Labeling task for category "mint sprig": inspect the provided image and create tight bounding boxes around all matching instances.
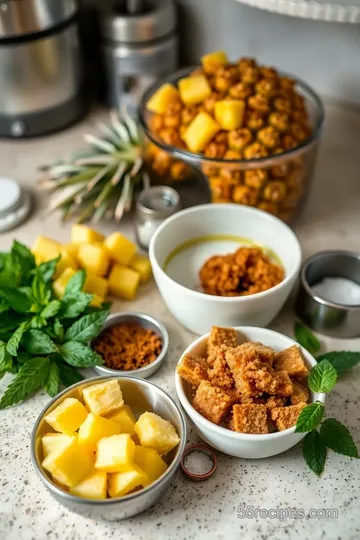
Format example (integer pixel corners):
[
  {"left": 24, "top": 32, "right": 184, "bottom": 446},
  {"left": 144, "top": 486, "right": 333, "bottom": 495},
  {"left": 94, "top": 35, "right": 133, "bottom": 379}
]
[
  {"left": 295, "top": 402, "right": 324, "bottom": 433},
  {"left": 320, "top": 419, "right": 359, "bottom": 458},
  {"left": 303, "top": 430, "right": 327, "bottom": 477},
  {"left": 308, "top": 360, "right": 337, "bottom": 393},
  {"left": 294, "top": 322, "right": 321, "bottom": 355}
]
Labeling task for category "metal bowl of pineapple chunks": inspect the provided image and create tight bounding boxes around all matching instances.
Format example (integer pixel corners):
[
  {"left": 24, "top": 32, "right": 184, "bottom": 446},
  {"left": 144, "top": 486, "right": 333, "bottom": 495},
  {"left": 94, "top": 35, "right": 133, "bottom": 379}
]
[{"left": 31, "top": 377, "right": 186, "bottom": 521}]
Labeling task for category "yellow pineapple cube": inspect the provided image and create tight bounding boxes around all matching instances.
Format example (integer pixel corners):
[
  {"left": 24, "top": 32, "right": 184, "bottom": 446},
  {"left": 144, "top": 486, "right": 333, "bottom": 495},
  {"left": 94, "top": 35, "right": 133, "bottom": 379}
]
[
  {"left": 135, "top": 412, "right": 180, "bottom": 455},
  {"left": 133, "top": 446, "right": 167, "bottom": 486},
  {"left": 44, "top": 398, "right": 88, "bottom": 434},
  {"left": 182, "top": 112, "right": 220, "bottom": 153},
  {"left": 82, "top": 380, "right": 124, "bottom": 416},
  {"left": 215, "top": 99, "right": 245, "bottom": 131},
  {"left": 146, "top": 83, "right": 180, "bottom": 114},
  {"left": 54, "top": 248, "right": 78, "bottom": 278},
  {"left": 84, "top": 272, "right": 109, "bottom": 298},
  {"left": 108, "top": 465, "right": 148, "bottom": 497},
  {"left": 178, "top": 75, "right": 212, "bottom": 105},
  {"left": 34, "top": 253, "right": 44, "bottom": 265},
  {"left": 78, "top": 413, "right": 121, "bottom": 454},
  {"left": 104, "top": 232, "right": 137, "bottom": 266},
  {"left": 95, "top": 434, "right": 135, "bottom": 473},
  {"left": 71, "top": 224, "right": 105, "bottom": 244},
  {"left": 201, "top": 50, "right": 229, "bottom": 73},
  {"left": 69, "top": 470, "right": 107, "bottom": 500},
  {"left": 63, "top": 243, "right": 79, "bottom": 258},
  {"left": 53, "top": 268, "right": 77, "bottom": 298},
  {"left": 129, "top": 254, "right": 152, "bottom": 283},
  {"left": 107, "top": 405, "right": 136, "bottom": 435},
  {"left": 42, "top": 433, "right": 74, "bottom": 458},
  {"left": 108, "top": 263, "right": 140, "bottom": 300},
  {"left": 32, "top": 236, "right": 62, "bottom": 260},
  {"left": 90, "top": 294, "right": 104, "bottom": 307},
  {"left": 77, "top": 244, "right": 110, "bottom": 277},
  {"left": 42, "top": 437, "right": 93, "bottom": 487}
]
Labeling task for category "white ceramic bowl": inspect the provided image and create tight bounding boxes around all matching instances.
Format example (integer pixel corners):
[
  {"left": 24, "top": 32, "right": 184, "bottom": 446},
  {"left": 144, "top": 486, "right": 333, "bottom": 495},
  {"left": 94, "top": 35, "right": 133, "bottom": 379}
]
[
  {"left": 149, "top": 204, "right": 302, "bottom": 334},
  {"left": 175, "top": 326, "right": 325, "bottom": 459}
]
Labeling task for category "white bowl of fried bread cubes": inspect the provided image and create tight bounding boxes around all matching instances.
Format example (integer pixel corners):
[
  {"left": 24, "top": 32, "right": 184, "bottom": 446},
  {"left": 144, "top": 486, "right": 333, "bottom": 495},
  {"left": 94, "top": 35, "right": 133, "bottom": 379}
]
[{"left": 175, "top": 326, "right": 325, "bottom": 459}]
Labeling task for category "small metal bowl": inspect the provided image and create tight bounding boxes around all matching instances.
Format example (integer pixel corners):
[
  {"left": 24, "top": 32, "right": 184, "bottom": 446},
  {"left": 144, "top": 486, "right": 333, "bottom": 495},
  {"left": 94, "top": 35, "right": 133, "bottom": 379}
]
[
  {"left": 295, "top": 250, "right": 360, "bottom": 338},
  {"left": 31, "top": 376, "right": 186, "bottom": 521},
  {"left": 92, "top": 312, "right": 169, "bottom": 379}
]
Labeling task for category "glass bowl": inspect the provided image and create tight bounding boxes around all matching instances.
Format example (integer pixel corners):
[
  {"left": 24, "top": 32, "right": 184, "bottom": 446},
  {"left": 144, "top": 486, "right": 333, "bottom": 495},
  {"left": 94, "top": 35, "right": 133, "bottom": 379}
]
[{"left": 139, "top": 66, "right": 325, "bottom": 223}]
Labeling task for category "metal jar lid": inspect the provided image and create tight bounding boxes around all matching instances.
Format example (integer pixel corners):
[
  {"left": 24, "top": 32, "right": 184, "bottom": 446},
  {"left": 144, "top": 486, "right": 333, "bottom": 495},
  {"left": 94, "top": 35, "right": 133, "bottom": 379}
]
[
  {"left": 136, "top": 186, "right": 180, "bottom": 220},
  {"left": 100, "top": 0, "right": 176, "bottom": 44},
  {"left": 0, "top": 177, "right": 31, "bottom": 232}
]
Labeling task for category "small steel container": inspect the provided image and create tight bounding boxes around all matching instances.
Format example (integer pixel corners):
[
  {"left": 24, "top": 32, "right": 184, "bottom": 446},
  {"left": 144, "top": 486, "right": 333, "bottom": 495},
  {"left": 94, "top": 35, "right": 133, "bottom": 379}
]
[
  {"left": 31, "top": 376, "right": 186, "bottom": 521},
  {"left": 92, "top": 312, "right": 169, "bottom": 378},
  {"left": 296, "top": 250, "right": 360, "bottom": 338}
]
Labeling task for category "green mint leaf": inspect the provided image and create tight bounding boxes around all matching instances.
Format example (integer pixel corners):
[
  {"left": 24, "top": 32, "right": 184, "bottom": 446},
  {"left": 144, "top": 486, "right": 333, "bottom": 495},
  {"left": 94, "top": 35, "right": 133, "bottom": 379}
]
[
  {"left": 308, "top": 360, "right": 337, "bottom": 393},
  {"left": 58, "top": 363, "right": 83, "bottom": 387},
  {"left": 11, "top": 241, "right": 36, "bottom": 279},
  {"left": 0, "top": 252, "right": 21, "bottom": 288},
  {"left": 32, "top": 273, "right": 51, "bottom": 306},
  {"left": 295, "top": 402, "right": 325, "bottom": 433},
  {"left": 0, "top": 370, "right": 6, "bottom": 380},
  {"left": 17, "top": 351, "right": 32, "bottom": 364},
  {"left": 6, "top": 320, "right": 30, "bottom": 356},
  {"left": 53, "top": 320, "right": 64, "bottom": 343},
  {"left": 60, "top": 341, "right": 103, "bottom": 367},
  {"left": 316, "top": 351, "right": 360, "bottom": 375},
  {"left": 0, "top": 312, "right": 26, "bottom": 333},
  {"left": 0, "top": 341, "right": 12, "bottom": 371},
  {"left": 30, "top": 315, "right": 47, "bottom": 329},
  {"left": 22, "top": 329, "right": 58, "bottom": 355},
  {"left": 0, "top": 299, "right": 9, "bottom": 314},
  {"left": 320, "top": 419, "right": 359, "bottom": 458},
  {"left": 36, "top": 256, "right": 60, "bottom": 283},
  {"left": 60, "top": 292, "right": 93, "bottom": 319},
  {"left": 0, "top": 356, "right": 50, "bottom": 409},
  {"left": 0, "top": 287, "right": 32, "bottom": 313},
  {"left": 294, "top": 322, "right": 321, "bottom": 355},
  {"left": 63, "top": 270, "right": 86, "bottom": 300},
  {"left": 41, "top": 300, "right": 61, "bottom": 319},
  {"left": 64, "top": 310, "right": 108, "bottom": 343},
  {"left": 303, "top": 430, "right": 327, "bottom": 476},
  {"left": 44, "top": 361, "right": 60, "bottom": 397}
]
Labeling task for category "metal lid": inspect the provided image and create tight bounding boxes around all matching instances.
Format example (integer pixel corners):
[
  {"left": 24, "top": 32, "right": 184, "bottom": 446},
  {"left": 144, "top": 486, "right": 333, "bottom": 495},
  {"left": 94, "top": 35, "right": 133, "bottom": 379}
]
[
  {"left": 0, "top": 178, "right": 31, "bottom": 232},
  {"left": 0, "top": 0, "right": 78, "bottom": 39},
  {"left": 136, "top": 186, "right": 180, "bottom": 220},
  {"left": 100, "top": 0, "right": 176, "bottom": 44}
]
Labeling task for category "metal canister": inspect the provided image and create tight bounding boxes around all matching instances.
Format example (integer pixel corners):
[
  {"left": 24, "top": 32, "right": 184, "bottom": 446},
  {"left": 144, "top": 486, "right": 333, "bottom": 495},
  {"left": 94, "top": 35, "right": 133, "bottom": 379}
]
[{"left": 100, "top": 0, "right": 178, "bottom": 113}]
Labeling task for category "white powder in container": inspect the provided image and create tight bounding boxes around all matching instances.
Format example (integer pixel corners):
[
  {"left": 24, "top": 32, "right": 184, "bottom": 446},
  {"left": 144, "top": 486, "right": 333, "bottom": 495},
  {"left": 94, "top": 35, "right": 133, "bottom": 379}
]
[
  {"left": 312, "top": 277, "right": 360, "bottom": 306},
  {"left": 183, "top": 450, "right": 213, "bottom": 475}
]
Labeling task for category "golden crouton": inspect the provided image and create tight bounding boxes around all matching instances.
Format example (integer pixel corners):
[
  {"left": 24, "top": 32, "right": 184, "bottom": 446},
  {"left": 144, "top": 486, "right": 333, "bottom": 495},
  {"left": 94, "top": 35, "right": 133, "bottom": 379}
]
[
  {"left": 270, "top": 402, "right": 307, "bottom": 431},
  {"left": 229, "top": 403, "right": 268, "bottom": 434},
  {"left": 176, "top": 354, "right": 208, "bottom": 388},
  {"left": 193, "top": 380, "right": 235, "bottom": 424},
  {"left": 274, "top": 345, "right": 309, "bottom": 379}
]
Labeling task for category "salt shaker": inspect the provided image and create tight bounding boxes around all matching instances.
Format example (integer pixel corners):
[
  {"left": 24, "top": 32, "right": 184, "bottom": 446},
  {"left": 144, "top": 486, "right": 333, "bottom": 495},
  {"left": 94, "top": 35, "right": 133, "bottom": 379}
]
[{"left": 135, "top": 186, "right": 180, "bottom": 250}]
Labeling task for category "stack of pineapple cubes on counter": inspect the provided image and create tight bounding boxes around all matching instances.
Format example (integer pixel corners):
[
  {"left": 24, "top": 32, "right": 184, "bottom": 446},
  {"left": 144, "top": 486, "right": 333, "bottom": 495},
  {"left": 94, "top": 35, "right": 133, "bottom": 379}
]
[
  {"left": 32, "top": 225, "right": 152, "bottom": 305},
  {"left": 41, "top": 380, "right": 180, "bottom": 499}
]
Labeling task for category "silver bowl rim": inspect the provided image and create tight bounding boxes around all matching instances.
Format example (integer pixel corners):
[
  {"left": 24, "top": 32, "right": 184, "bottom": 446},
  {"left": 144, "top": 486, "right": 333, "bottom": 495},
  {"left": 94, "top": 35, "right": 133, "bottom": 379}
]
[
  {"left": 92, "top": 312, "right": 169, "bottom": 376},
  {"left": 300, "top": 249, "right": 360, "bottom": 311},
  {"left": 31, "top": 375, "right": 187, "bottom": 506}
]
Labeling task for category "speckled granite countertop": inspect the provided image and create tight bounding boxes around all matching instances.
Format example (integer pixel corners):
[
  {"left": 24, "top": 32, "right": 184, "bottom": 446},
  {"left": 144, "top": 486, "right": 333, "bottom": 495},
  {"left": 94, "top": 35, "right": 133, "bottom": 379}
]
[{"left": 0, "top": 105, "right": 359, "bottom": 540}]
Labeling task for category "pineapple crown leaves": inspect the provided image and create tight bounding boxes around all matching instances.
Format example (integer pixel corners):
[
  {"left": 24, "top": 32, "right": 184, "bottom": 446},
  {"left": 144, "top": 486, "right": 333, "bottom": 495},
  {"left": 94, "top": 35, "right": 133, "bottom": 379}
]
[{"left": 39, "top": 109, "right": 148, "bottom": 224}]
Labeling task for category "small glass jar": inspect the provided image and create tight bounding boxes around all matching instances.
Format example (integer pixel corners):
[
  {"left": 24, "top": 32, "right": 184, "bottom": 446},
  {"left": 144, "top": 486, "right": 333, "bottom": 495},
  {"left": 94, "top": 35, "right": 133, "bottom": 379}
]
[{"left": 135, "top": 186, "right": 180, "bottom": 250}]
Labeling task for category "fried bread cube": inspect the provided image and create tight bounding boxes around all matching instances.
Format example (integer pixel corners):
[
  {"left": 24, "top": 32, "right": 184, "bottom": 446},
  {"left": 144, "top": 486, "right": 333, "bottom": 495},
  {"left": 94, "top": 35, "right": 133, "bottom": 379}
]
[
  {"left": 42, "top": 433, "right": 74, "bottom": 458},
  {"left": 44, "top": 398, "right": 88, "bottom": 434},
  {"left": 274, "top": 345, "right": 309, "bottom": 379},
  {"left": 133, "top": 446, "right": 167, "bottom": 486},
  {"left": 78, "top": 413, "right": 121, "bottom": 454},
  {"left": 208, "top": 349, "right": 235, "bottom": 391},
  {"left": 107, "top": 405, "right": 136, "bottom": 435},
  {"left": 108, "top": 465, "right": 148, "bottom": 498},
  {"left": 290, "top": 381, "right": 309, "bottom": 405},
  {"left": 270, "top": 402, "right": 307, "bottom": 431},
  {"left": 82, "top": 380, "right": 124, "bottom": 417},
  {"left": 95, "top": 434, "right": 135, "bottom": 472},
  {"left": 225, "top": 345, "right": 263, "bottom": 396},
  {"left": 42, "top": 437, "right": 93, "bottom": 487},
  {"left": 192, "top": 380, "right": 235, "bottom": 424},
  {"left": 176, "top": 354, "right": 209, "bottom": 387},
  {"left": 69, "top": 470, "right": 107, "bottom": 500},
  {"left": 135, "top": 412, "right": 180, "bottom": 455},
  {"left": 207, "top": 326, "right": 237, "bottom": 365},
  {"left": 250, "top": 342, "right": 276, "bottom": 366},
  {"left": 229, "top": 403, "right": 268, "bottom": 434},
  {"left": 265, "top": 396, "right": 287, "bottom": 411},
  {"left": 255, "top": 370, "right": 293, "bottom": 396}
]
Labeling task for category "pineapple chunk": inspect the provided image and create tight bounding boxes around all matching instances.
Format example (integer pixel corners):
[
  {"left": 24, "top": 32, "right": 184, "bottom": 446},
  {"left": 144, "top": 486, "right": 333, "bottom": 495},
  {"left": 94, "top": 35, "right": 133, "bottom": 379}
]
[
  {"left": 135, "top": 412, "right": 180, "bottom": 455},
  {"left": 107, "top": 405, "right": 136, "bottom": 435},
  {"left": 42, "top": 437, "right": 93, "bottom": 487},
  {"left": 129, "top": 254, "right": 152, "bottom": 283},
  {"left": 108, "top": 465, "right": 148, "bottom": 497},
  {"left": 53, "top": 268, "right": 77, "bottom": 299},
  {"left": 42, "top": 433, "right": 74, "bottom": 458},
  {"left": 32, "top": 236, "right": 61, "bottom": 259},
  {"left": 108, "top": 263, "right": 140, "bottom": 300},
  {"left": 146, "top": 83, "right": 180, "bottom": 114},
  {"left": 104, "top": 232, "right": 137, "bottom": 266},
  {"left": 95, "top": 434, "right": 135, "bottom": 473},
  {"left": 178, "top": 75, "right": 212, "bottom": 106},
  {"left": 82, "top": 380, "right": 124, "bottom": 416},
  {"left": 77, "top": 244, "right": 110, "bottom": 277},
  {"left": 84, "top": 272, "right": 109, "bottom": 298},
  {"left": 44, "top": 398, "right": 88, "bottom": 434},
  {"left": 215, "top": 99, "right": 245, "bottom": 131},
  {"left": 54, "top": 248, "right": 78, "bottom": 278},
  {"left": 182, "top": 112, "right": 220, "bottom": 153},
  {"left": 201, "top": 50, "right": 229, "bottom": 73},
  {"left": 78, "top": 413, "right": 121, "bottom": 454},
  {"left": 63, "top": 243, "right": 79, "bottom": 258},
  {"left": 69, "top": 470, "right": 107, "bottom": 500},
  {"left": 71, "top": 224, "right": 105, "bottom": 244},
  {"left": 133, "top": 446, "right": 167, "bottom": 486},
  {"left": 90, "top": 294, "right": 104, "bottom": 307}
]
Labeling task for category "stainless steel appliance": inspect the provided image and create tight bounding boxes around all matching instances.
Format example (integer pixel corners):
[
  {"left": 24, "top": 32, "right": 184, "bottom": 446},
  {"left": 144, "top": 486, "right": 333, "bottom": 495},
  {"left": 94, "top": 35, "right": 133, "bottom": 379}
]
[{"left": 0, "top": 0, "right": 86, "bottom": 137}]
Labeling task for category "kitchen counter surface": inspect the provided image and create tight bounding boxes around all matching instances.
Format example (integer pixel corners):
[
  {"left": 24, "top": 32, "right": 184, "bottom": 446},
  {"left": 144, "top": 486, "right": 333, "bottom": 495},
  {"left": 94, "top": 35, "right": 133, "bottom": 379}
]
[{"left": 0, "top": 104, "right": 359, "bottom": 540}]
